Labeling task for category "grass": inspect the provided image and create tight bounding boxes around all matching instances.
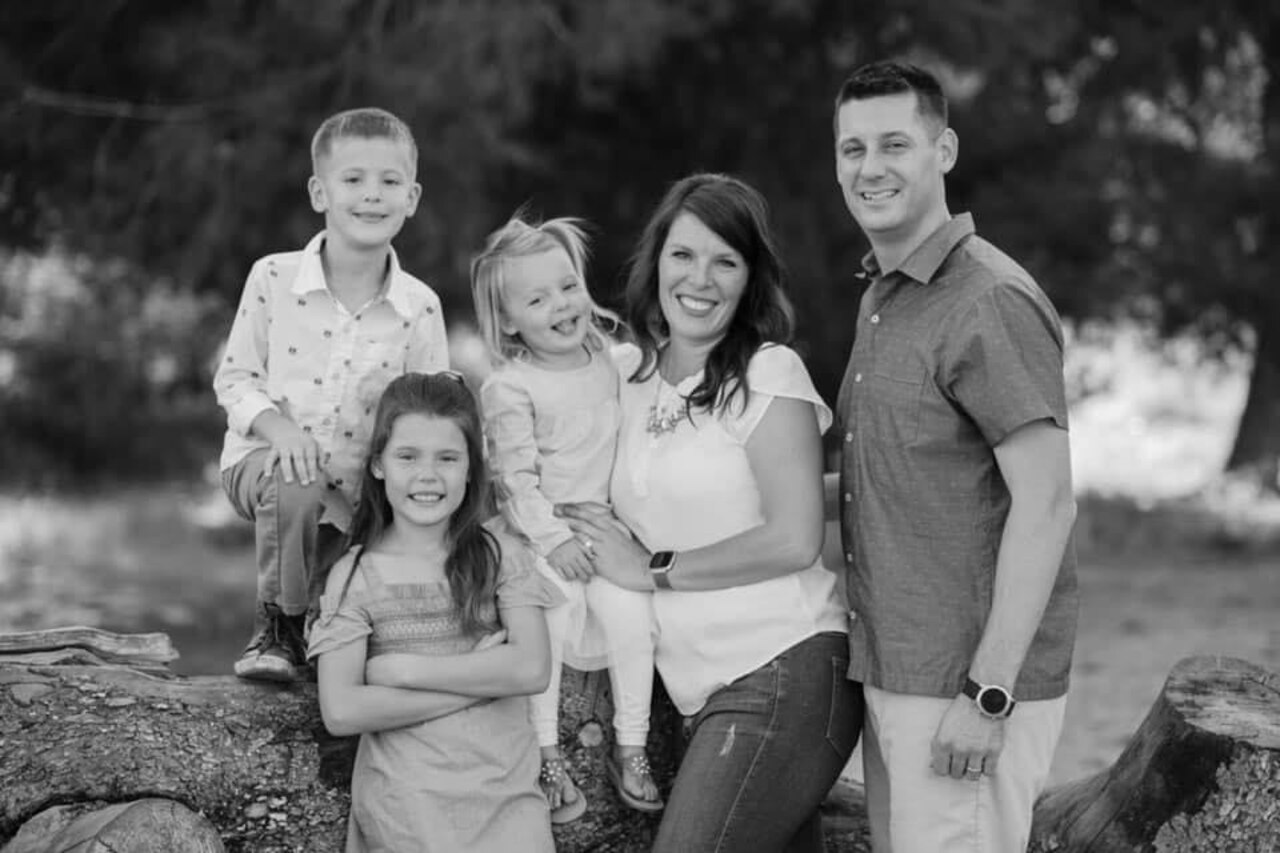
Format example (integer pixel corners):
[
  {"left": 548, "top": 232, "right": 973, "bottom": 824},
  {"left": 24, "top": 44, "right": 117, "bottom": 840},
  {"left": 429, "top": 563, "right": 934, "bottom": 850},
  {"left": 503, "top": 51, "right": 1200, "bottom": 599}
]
[{"left": 1, "top": 321, "right": 1277, "bottom": 789}]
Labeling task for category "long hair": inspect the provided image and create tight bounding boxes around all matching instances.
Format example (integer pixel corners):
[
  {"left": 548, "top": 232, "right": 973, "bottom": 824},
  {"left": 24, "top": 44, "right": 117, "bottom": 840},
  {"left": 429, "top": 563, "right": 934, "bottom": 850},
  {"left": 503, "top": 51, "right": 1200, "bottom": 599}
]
[
  {"left": 347, "top": 371, "right": 500, "bottom": 636},
  {"left": 623, "top": 172, "right": 794, "bottom": 413},
  {"left": 470, "top": 213, "right": 624, "bottom": 366}
]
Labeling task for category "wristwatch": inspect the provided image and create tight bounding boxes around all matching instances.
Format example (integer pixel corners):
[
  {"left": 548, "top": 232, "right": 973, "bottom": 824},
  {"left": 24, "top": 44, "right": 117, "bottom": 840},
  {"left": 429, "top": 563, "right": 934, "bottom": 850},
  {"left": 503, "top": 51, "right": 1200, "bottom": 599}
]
[
  {"left": 962, "top": 677, "right": 1016, "bottom": 719},
  {"left": 649, "top": 551, "right": 677, "bottom": 590}
]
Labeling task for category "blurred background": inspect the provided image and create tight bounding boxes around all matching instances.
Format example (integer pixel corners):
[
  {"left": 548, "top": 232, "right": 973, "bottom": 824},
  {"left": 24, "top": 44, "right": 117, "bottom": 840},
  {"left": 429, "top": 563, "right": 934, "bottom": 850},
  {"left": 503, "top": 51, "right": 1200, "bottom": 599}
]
[{"left": 1, "top": 0, "right": 1278, "bottom": 786}]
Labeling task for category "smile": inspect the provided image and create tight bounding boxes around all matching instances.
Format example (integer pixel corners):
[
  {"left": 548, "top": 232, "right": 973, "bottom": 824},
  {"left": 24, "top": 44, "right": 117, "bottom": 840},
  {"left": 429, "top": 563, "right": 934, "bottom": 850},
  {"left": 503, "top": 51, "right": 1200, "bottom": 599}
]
[
  {"left": 675, "top": 294, "right": 718, "bottom": 315},
  {"left": 551, "top": 316, "right": 581, "bottom": 335},
  {"left": 408, "top": 491, "right": 445, "bottom": 504},
  {"left": 858, "top": 189, "right": 899, "bottom": 202}
]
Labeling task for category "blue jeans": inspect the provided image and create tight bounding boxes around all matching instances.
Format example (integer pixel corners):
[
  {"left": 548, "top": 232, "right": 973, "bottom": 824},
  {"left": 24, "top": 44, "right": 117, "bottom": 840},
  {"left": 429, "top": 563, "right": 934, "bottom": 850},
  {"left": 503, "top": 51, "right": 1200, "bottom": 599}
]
[{"left": 652, "top": 632, "right": 863, "bottom": 853}]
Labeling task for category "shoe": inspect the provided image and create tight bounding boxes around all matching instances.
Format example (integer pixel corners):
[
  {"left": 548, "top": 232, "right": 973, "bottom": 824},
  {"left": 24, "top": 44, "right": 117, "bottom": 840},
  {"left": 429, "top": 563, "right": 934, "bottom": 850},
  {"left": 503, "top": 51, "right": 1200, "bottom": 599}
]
[
  {"left": 605, "top": 751, "right": 664, "bottom": 813},
  {"left": 539, "top": 756, "right": 588, "bottom": 824},
  {"left": 234, "top": 603, "right": 306, "bottom": 682}
]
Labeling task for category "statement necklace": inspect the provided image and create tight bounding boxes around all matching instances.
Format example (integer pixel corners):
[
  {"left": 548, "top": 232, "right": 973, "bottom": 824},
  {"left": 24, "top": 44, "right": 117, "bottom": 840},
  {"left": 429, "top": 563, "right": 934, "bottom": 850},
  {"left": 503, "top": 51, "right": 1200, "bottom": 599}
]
[{"left": 645, "top": 362, "right": 694, "bottom": 437}]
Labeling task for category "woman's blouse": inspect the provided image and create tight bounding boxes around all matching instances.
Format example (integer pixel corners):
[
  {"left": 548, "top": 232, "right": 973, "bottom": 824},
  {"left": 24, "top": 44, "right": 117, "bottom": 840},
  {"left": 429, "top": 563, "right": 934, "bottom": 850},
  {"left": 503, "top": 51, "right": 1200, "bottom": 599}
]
[
  {"left": 480, "top": 350, "right": 620, "bottom": 558},
  {"left": 610, "top": 343, "right": 848, "bottom": 715}
]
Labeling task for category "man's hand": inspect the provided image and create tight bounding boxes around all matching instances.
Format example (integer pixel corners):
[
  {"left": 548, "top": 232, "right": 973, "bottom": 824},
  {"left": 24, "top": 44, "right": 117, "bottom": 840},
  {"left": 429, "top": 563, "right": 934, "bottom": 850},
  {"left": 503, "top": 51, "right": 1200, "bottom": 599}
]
[
  {"left": 547, "top": 538, "right": 596, "bottom": 583},
  {"left": 930, "top": 695, "right": 1005, "bottom": 780}
]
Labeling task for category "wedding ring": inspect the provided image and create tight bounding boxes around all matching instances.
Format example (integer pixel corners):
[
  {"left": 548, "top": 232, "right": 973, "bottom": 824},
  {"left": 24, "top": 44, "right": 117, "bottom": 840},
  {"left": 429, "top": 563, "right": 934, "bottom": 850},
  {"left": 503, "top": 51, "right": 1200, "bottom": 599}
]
[
  {"left": 965, "top": 764, "right": 982, "bottom": 777},
  {"left": 582, "top": 537, "right": 595, "bottom": 554}
]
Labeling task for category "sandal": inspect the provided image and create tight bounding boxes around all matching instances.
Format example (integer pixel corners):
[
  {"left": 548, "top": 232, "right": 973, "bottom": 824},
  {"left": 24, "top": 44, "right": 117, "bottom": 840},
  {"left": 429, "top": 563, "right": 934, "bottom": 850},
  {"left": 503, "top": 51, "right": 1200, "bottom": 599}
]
[
  {"left": 539, "top": 757, "right": 588, "bottom": 824},
  {"left": 605, "top": 751, "right": 665, "bottom": 813}
]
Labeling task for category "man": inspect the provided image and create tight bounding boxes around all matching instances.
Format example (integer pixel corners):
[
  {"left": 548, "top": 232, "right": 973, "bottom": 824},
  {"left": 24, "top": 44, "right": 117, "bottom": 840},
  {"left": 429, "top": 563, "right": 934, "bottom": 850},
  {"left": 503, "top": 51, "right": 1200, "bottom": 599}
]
[{"left": 833, "top": 61, "right": 1078, "bottom": 852}]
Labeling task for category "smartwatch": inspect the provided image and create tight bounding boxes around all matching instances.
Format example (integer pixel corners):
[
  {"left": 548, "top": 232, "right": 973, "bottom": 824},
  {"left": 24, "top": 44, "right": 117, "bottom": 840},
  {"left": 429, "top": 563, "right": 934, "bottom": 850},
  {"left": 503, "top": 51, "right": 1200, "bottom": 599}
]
[
  {"left": 649, "top": 551, "right": 677, "bottom": 590},
  {"left": 962, "top": 677, "right": 1016, "bottom": 719}
]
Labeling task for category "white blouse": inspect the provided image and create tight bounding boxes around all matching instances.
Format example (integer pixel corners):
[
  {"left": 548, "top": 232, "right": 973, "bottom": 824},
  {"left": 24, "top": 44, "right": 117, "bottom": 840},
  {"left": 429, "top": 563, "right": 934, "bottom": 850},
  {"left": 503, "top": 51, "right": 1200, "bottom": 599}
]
[{"left": 610, "top": 343, "right": 848, "bottom": 715}]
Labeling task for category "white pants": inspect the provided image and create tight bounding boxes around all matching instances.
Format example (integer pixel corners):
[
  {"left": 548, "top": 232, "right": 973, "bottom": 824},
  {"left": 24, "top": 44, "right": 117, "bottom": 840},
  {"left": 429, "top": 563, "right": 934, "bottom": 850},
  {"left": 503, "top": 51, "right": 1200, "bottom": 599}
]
[
  {"left": 862, "top": 684, "right": 1066, "bottom": 853},
  {"left": 531, "top": 573, "right": 655, "bottom": 748}
]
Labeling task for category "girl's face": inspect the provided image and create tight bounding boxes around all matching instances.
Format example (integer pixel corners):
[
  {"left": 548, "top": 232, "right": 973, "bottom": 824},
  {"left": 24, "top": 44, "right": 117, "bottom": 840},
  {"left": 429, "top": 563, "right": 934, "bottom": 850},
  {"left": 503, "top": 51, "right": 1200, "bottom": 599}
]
[
  {"left": 372, "top": 413, "right": 470, "bottom": 534},
  {"left": 657, "top": 212, "right": 749, "bottom": 350},
  {"left": 500, "top": 247, "right": 593, "bottom": 369}
]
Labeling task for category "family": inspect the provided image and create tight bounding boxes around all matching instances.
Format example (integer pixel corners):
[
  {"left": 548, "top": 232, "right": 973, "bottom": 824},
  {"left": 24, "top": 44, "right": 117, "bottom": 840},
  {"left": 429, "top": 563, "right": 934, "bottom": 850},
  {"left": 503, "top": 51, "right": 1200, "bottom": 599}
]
[{"left": 211, "top": 61, "right": 1078, "bottom": 853}]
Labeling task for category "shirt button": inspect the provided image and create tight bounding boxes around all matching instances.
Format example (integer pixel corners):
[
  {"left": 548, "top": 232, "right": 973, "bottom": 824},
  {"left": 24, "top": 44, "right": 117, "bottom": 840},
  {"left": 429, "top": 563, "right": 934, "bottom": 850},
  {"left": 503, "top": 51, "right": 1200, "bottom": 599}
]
[
  {"left": 844, "top": 492, "right": 853, "bottom": 503},
  {"left": 844, "top": 432, "right": 853, "bottom": 443},
  {"left": 854, "top": 373, "right": 863, "bottom": 383},
  {"left": 870, "top": 314, "right": 881, "bottom": 324},
  {"left": 845, "top": 552, "right": 854, "bottom": 564}
]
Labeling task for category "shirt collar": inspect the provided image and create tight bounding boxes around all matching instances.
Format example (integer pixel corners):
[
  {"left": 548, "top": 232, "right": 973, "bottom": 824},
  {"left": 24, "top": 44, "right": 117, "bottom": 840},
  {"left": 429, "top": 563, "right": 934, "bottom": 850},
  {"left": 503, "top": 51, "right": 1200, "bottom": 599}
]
[
  {"left": 859, "top": 213, "right": 976, "bottom": 285},
  {"left": 293, "top": 231, "right": 415, "bottom": 318}
]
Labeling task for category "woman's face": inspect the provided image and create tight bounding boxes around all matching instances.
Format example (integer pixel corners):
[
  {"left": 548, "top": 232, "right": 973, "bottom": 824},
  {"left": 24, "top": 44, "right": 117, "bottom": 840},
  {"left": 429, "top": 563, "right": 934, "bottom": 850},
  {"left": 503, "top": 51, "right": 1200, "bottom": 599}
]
[{"left": 657, "top": 211, "right": 749, "bottom": 350}]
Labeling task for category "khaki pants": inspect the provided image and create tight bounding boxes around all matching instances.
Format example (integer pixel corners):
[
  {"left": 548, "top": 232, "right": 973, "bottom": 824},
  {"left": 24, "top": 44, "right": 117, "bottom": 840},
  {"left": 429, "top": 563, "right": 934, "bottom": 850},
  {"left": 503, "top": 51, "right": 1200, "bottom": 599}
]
[
  {"left": 862, "top": 683, "right": 1066, "bottom": 853},
  {"left": 222, "top": 448, "right": 346, "bottom": 616}
]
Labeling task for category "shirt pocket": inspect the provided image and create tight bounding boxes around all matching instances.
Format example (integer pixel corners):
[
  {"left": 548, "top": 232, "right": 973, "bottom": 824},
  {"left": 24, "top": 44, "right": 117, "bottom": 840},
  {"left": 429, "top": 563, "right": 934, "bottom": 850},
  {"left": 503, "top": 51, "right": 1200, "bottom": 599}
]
[{"left": 862, "top": 372, "right": 923, "bottom": 446}]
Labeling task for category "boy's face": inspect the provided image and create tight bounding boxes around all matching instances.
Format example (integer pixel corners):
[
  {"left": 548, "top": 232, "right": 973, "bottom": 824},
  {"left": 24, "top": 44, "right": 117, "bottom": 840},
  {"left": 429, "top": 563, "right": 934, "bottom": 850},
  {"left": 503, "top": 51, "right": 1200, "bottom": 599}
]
[{"left": 308, "top": 136, "right": 421, "bottom": 252}]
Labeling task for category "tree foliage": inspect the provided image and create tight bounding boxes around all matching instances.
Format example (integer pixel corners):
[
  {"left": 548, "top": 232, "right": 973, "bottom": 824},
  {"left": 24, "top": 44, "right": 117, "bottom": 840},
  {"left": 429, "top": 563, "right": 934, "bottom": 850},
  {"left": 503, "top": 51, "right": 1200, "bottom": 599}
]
[{"left": 1, "top": 0, "right": 1275, "bottom": 483}]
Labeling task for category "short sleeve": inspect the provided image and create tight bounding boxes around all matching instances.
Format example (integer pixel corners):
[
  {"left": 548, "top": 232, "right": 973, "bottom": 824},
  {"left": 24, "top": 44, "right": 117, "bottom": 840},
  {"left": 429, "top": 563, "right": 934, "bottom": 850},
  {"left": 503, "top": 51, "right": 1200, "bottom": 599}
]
[
  {"left": 489, "top": 525, "right": 566, "bottom": 610},
  {"left": 610, "top": 342, "right": 643, "bottom": 379},
  {"left": 724, "top": 344, "right": 832, "bottom": 443},
  {"left": 306, "top": 549, "right": 374, "bottom": 660},
  {"left": 939, "top": 281, "right": 1068, "bottom": 445}
]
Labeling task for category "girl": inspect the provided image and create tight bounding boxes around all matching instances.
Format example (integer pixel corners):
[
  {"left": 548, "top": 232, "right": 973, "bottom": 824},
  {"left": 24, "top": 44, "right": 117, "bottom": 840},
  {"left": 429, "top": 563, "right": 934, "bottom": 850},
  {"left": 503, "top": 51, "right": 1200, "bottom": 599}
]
[
  {"left": 471, "top": 215, "right": 664, "bottom": 822},
  {"left": 308, "top": 371, "right": 562, "bottom": 853}
]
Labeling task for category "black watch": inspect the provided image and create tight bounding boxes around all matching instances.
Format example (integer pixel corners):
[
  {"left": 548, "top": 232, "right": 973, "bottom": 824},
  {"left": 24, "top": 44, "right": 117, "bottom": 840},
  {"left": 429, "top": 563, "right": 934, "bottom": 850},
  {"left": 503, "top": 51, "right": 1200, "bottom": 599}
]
[
  {"left": 962, "top": 677, "right": 1016, "bottom": 719},
  {"left": 649, "top": 551, "right": 676, "bottom": 590}
]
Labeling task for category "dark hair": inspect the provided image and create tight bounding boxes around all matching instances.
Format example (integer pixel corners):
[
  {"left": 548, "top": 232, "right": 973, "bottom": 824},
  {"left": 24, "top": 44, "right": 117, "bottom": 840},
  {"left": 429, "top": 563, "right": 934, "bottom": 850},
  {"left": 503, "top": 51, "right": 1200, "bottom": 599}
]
[
  {"left": 833, "top": 61, "right": 948, "bottom": 137},
  {"left": 623, "top": 172, "right": 794, "bottom": 414},
  {"left": 347, "top": 371, "right": 500, "bottom": 636}
]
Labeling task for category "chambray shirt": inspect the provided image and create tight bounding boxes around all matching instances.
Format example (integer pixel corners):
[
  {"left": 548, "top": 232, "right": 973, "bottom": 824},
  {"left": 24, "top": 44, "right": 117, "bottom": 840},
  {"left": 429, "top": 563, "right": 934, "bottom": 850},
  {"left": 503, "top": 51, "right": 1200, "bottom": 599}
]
[
  {"left": 837, "top": 213, "right": 1078, "bottom": 701},
  {"left": 214, "top": 232, "right": 449, "bottom": 531}
]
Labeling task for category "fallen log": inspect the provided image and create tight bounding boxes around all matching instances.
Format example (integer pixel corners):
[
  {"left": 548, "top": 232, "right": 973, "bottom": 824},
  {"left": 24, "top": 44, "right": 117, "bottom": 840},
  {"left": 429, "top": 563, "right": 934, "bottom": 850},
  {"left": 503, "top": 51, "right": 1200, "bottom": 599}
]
[{"left": 1, "top": 630, "right": 1277, "bottom": 852}]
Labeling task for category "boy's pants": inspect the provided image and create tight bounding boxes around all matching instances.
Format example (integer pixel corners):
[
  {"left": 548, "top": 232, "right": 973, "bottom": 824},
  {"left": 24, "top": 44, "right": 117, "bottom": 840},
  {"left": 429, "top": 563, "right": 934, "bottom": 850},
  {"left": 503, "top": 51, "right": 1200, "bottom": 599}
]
[
  {"left": 222, "top": 448, "right": 345, "bottom": 616},
  {"left": 862, "top": 683, "right": 1066, "bottom": 853}
]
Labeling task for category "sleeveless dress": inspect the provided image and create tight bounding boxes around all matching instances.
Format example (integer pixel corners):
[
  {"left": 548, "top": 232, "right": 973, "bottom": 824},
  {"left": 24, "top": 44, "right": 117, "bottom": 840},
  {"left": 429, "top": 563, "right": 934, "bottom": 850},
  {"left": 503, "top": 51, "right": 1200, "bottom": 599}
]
[{"left": 307, "top": 530, "right": 562, "bottom": 853}]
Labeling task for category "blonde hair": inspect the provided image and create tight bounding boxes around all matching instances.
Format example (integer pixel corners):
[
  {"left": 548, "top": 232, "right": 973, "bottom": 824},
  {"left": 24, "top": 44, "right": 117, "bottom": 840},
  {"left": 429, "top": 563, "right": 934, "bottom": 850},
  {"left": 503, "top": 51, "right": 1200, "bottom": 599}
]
[
  {"left": 470, "top": 215, "right": 623, "bottom": 365},
  {"left": 311, "top": 107, "right": 417, "bottom": 177}
]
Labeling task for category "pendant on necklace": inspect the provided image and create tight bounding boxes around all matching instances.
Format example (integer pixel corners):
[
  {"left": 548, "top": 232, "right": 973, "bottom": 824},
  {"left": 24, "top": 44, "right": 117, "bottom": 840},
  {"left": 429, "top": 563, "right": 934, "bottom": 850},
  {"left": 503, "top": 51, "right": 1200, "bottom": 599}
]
[{"left": 646, "top": 402, "right": 685, "bottom": 437}]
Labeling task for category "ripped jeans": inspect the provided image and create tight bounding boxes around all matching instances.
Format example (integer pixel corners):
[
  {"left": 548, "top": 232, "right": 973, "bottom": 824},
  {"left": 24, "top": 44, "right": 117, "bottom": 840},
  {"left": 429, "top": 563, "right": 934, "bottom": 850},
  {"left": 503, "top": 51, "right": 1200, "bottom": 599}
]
[{"left": 652, "top": 632, "right": 863, "bottom": 853}]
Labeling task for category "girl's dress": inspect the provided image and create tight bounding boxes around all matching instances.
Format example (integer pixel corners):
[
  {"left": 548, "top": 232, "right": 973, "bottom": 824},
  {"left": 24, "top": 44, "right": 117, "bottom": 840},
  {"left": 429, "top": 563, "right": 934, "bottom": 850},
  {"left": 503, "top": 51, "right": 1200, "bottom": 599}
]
[{"left": 307, "top": 526, "right": 561, "bottom": 853}]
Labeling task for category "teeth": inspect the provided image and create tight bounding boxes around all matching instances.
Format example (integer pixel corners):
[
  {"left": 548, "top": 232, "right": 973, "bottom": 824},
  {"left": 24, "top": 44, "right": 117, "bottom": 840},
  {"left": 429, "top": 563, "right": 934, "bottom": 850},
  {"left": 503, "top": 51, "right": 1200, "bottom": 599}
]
[
  {"left": 860, "top": 190, "right": 896, "bottom": 201},
  {"left": 677, "top": 295, "right": 716, "bottom": 313}
]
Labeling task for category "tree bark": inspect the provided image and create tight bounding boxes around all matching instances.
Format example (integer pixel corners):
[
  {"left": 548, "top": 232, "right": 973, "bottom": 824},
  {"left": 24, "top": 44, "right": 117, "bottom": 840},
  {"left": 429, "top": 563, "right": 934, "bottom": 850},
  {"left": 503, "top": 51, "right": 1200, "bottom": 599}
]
[
  {"left": 1225, "top": 19, "right": 1280, "bottom": 491},
  {"left": 1225, "top": 314, "right": 1280, "bottom": 489}
]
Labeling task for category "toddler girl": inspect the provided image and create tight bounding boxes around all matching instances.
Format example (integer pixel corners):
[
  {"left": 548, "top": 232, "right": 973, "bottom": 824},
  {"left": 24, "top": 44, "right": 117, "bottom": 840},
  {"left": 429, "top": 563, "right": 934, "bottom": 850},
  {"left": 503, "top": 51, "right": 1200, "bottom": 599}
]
[
  {"left": 471, "top": 215, "right": 663, "bottom": 821},
  {"left": 309, "top": 371, "right": 561, "bottom": 852}
]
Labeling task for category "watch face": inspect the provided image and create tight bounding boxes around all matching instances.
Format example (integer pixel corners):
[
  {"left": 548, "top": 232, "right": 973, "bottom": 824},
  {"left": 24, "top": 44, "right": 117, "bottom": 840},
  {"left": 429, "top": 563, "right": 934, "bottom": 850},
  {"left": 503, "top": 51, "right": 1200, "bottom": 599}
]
[{"left": 978, "top": 687, "right": 1010, "bottom": 716}]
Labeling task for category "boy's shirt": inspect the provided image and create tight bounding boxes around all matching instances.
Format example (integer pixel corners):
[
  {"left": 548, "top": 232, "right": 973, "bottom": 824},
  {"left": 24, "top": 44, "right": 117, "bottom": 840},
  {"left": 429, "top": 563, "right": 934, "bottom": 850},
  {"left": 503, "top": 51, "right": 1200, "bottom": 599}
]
[{"left": 214, "top": 231, "right": 449, "bottom": 531}]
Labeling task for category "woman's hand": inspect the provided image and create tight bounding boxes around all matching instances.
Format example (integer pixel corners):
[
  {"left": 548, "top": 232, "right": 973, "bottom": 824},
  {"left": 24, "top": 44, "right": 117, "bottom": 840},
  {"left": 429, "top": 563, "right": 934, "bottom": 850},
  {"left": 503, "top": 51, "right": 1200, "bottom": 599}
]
[{"left": 556, "top": 503, "right": 653, "bottom": 592}]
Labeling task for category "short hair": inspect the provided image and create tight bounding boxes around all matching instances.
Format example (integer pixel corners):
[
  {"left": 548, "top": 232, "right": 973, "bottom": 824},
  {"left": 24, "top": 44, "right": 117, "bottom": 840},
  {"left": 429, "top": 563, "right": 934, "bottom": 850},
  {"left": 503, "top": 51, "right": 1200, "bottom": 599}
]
[
  {"left": 624, "top": 172, "right": 794, "bottom": 414},
  {"left": 470, "top": 214, "right": 622, "bottom": 366},
  {"left": 311, "top": 107, "right": 418, "bottom": 176},
  {"left": 833, "top": 61, "right": 948, "bottom": 137}
]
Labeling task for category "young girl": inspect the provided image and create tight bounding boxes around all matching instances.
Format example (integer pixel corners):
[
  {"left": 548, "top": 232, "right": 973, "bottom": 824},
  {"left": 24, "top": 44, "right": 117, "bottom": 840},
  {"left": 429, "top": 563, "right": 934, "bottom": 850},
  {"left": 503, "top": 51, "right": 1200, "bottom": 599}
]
[
  {"left": 308, "top": 372, "right": 562, "bottom": 853},
  {"left": 471, "top": 215, "right": 663, "bottom": 821}
]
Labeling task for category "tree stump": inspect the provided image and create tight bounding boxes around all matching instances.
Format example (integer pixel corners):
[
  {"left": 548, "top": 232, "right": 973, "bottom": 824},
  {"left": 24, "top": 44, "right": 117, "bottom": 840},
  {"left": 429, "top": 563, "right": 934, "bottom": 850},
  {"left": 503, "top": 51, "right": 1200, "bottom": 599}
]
[
  {"left": 2, "top": 628, "right": 1278, "bottom": 852},
  {"left": 1031, "top": 655, "right": 1280, "bottom": 852}
]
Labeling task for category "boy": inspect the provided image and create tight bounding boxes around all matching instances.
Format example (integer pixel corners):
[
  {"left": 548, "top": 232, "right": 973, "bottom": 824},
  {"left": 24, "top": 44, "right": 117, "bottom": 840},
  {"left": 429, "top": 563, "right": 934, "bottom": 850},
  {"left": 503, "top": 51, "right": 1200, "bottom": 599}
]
[{"left": 214, "top": 107, "right": 449, "bottom": 681}]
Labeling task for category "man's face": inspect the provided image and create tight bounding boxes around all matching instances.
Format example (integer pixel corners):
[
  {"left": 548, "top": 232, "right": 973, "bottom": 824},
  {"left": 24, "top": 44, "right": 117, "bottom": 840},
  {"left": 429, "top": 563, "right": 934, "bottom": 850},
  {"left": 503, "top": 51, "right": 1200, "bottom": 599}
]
[{"left": 834, "top": 91, "right": 955, "bottom": 243}]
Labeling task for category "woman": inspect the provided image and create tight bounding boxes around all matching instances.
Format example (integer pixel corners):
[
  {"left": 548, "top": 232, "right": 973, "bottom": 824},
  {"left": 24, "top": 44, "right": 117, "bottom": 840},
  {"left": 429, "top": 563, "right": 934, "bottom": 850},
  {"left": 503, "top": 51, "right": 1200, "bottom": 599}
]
[{"left": 562, "top": 173, "right": 862, "bottom": 852}]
